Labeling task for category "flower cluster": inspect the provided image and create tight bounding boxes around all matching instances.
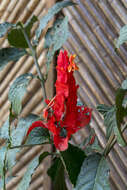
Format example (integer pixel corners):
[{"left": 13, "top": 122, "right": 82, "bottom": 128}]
[{"left": 27, "top": 50, "right": 92, "bottom": 151}]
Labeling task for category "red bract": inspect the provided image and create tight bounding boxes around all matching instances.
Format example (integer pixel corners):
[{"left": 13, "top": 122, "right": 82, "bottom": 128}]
[{"left": 27, "top": 50, "right": 92, "bottom": 151}]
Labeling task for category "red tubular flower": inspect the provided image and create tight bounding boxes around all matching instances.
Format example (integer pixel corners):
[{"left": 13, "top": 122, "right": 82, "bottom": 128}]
[{"left": 27, "top": 50, "right": 92, "bottom": 151}]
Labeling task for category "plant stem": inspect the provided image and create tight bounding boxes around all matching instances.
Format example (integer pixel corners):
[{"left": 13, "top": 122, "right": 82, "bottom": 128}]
[
  {"left": 103, "top": 123, "right": 127, "bottom": 156},
  {"left": 21, "top": 28, "right": 47, "bottom": 103},
  {"left": 10, "top": 142, "right": 50, "bottom": 149}
]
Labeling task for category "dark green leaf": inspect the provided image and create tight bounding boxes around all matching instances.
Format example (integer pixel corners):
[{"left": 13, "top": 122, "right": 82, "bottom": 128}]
[
  {"left": 0, "top": 47, "right": 27, "bottom": 71},
  {"left": 8, "top": 73, "right": 35, "bottom": 115},
  {"left": 35, "top": 0, "right": 76, "bottom": 41},
  {"left": 115, "top": 88, "right": 127, "bottom": 146},
  {"left": 48, "top": 158, "right": 68, "bottom": 190},
  {"left": 26, "top": 127, "right": 50, "bottom": 145},
  {"left": 39, "top": 151, "right": 51, "bottom": 164},
  {"left": 116, "top": 25, "right": 127, "bottom": 48},
  {"left": 24, "top": 15, "right": 38, "bottom": 37},
  {"left": 74, "top": 154, "right": 111, "bottom": 190},
  {"left": 8, "top": 16, "right": 37, "bottom": 48},
  {"left": 17, "top": 156, "right": 39, "bottom": 190},
  {"left": 61, "top": 143, "right": 85, "bottom": 186},
  {"left": 11, "top": 114, "right": 39, "bottom": 146},
  {"left": 0, "top": 22, "right": 15, "bottom": 38},
  {"left": 8, "top": 27, "right": 29, "bottom": 48},
  {"left": 46, "top": 16, "right": 69, "bottom": 71}
]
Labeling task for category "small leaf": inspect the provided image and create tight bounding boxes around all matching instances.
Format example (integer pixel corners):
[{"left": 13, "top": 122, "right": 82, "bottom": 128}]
[
  {"left": 48, "top": 158, "right": 68, "bottom": 190},
  {"left": 97, "top": 104, "right": 116, "bottom": 139},
  {"left": 0, "top": 47, "right": 27, "bottom": 71},
  {"left": 116, "top": 25, "right": 127, "bottom": 48},
  {"left": 46, "top": 16, "right": 69, "bottom": 72},
  {"left": 25, "top": 127, "right": 50, "bottom": 145},
  {"left": 39, "top": 151, "right": 51, "bottom": 164},
  {"left": 11, "top": 114, "right": 39, "bottom": 146},
  {"left": 0, "top": 22, "right": 15, "bottom": 38},
  {"left": 74, "top": 154, "right": 111, "bottom": 190},
  {"left": 17, "top": 156, "right": 39, "bottom": 190},
  {"left": 8, "top": 16, "right": 38, "bottom": 48},
  {"left": 8, "top": 26, "right": 29, "bottom": 48},
  {"left": 121, "top": 79, "right": 127, "bottom": 90},
  {"left": 97, "top": 104, "right": 112, "bottom": 117},
  {"left": 35, "top": 0, "right": 76, "bottom": 41},
  {"left": 8, "top": 73, "right": 35, "bottom": 115},
  {"left": 61, "top": 143, "right": 85, "bottom": 186}
]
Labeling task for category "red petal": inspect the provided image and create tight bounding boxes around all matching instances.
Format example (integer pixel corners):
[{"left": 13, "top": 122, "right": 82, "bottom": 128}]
[
  {"left": 27, "top": 121, "right": 46, "bottom": 136},
  {"left": 54, "top": 135, "right": 69, "bottom": 151}
]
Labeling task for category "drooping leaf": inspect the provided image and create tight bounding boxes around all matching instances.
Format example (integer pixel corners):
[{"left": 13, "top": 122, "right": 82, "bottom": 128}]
[
  {"left": 61, "top": 143, "right": 85, "bottom": 186},
  {"left": 45, "top": 16, "right": 69, "bottom": 72},
  {"left": 11, "top": 114, "right": 39, "bottom": 147},
  {"left": 35, "top": 0, "right": 76, "bottom": 41},
  {"left": 8, "top": 73, "right": 35, "bottom": 115},
  {"left": 17, "top": 156, "right": 39, "bottom": 190},
  {"left": 48, "top": 158, "right": 68, "bottom": 190},
  {"left": 97, "top": 104, "right": 116, "bottom": 139},
  {"left": 0, "top": 47, "right": 27, "bottom": 71},
  {"left": 116, "top": 25, "right": 127, "bottom": 48},
  {"left": 25, "top": 127, "right": 50, "bottom": 145},
  {"left": 8, "top": 15, "right": 38, "bottom": 48},
  {"left": 97, "top": 104, "right": 112, "bottom": 117},
  {"left": 74, "top": 153, "right": 111, "bottom": 190},
  {"left": 0, "top": 22, "right": 15, "bottom": 38}
]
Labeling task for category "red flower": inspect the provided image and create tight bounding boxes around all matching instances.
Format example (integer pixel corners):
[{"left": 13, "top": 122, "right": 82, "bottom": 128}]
[{"left": 27, "top": 50, "right": 92, "bottom": 151}]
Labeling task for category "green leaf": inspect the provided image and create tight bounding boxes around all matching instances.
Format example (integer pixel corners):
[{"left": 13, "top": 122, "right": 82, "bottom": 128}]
[
  {"left": 48, "top": 158, "right": 68, "bottom": 190},
  {"left": 0, "top": 147, "right": 7, "bottom": 178},
  {"left": 11, "top": 114, "right": 39, "bottom": 146},
  {"left": 8, "top": 73, "right": 35, "bottom": 115},
  {"left": 121, "top": 79, "right": 127, "bottom": 90},
  {"left": 0, "top": 47, "right": 27, "bottom": 71},
  {"left": 61, "top": 143, "right": 85, "bottom": 186},
  {"left": 39, "top": 151, "right": 51, "bottom": 164},
  {"left": 0, "top": 22, "right": 15, "bottom": 38},
  {"left": 97, "top": 104, "right": 116, "bottom": 139},
  {"left": 46, "top": 16, "right": 69, "bottom": 72},
  {"left": 17, "top": 156, "right": 39, "bottom": 190},
  {"left": 35, "top": 0, "right": 75, "bottom": 41},
  {"left": 74, "top": 153, "right": 111, "bottom": 190},
  {"left": 8, "top": 15, "right": 38, "bottom": 48},
  {"left": 0, "top": 118, "right": 9, "bottom": 139},
  {"left": 97, "top": 104, "right": 112, "bottom": 117},
  {"left": 115, "top": 88, "right": 127, "bottom": 146},
  {"left": 80, "top": 131, "right": 102, "bottom": 155},
  {"left": 25, "top": 127, "right": 50, "bottom": 145},
  {"left": 116, "top": 25, "right": 127, "bottom": 48}
]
